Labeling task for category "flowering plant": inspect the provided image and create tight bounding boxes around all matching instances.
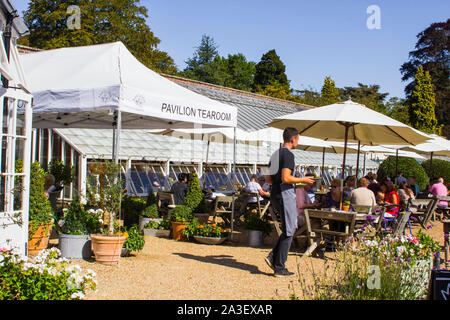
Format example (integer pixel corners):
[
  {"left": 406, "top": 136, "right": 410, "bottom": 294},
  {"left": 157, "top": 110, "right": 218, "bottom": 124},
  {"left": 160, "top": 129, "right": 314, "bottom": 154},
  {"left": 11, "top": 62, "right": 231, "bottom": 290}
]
[
  {"left": 144, "top": 218, "right": 171, "bottom": 230},
  {"left": 183, "top": 218, "right": 228, "bottom": 238},
  {"left": 0, "top": 247, "right": 96, "bottom": 300},
  {"left": 122, "top": 225, "right": 145, "bottom": 253}
]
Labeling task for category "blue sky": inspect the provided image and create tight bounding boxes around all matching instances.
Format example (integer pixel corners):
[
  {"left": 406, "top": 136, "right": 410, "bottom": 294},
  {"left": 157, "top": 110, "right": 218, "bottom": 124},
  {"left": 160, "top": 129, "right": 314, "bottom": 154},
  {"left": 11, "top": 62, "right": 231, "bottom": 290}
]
[{"left": 12, "top": 0, "right": 450, "bottom": 99}]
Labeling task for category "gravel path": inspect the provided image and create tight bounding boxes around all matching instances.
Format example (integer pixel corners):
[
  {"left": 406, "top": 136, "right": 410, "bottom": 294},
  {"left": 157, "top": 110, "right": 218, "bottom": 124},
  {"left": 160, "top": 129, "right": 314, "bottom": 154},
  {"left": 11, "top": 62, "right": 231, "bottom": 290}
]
[{"left": 72, "top": 220, "right": 446, "bottom": 300}]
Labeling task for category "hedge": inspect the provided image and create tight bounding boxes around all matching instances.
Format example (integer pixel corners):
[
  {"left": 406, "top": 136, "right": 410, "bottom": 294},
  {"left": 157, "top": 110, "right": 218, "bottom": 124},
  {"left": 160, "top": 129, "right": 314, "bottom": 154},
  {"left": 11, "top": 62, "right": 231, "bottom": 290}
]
[{"left": 376, "top": 156, "right": 429, "bottom": 191}]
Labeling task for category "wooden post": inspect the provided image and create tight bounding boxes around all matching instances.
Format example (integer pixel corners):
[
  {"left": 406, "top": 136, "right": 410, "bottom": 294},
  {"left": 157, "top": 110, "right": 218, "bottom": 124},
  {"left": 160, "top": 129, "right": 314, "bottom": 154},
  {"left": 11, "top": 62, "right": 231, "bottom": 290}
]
[
  {"left": 355, "top": 141, "right": 361, "bottom": 183},
  {"left": 340, "top": 125, "right": 350, "bottom": 210}
]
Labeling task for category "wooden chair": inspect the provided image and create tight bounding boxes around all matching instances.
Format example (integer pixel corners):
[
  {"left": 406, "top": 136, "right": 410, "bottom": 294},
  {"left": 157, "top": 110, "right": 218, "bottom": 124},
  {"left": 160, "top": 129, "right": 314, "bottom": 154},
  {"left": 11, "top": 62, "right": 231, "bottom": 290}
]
[
  {"left": 409, "top": 197, "right": 439, "bottom": 229},
  {"left": 211, "top": 195, "right": 234, "bottom": 226},
  {"left": 301, "top": 209, "right": 356, "bottom": 259},
  {"left": 238, "top": 192, "right": 264, "bottom": 219},
  {"left": 436, "top": 196, "right": 450, "bottom": 220},
  {"left": 352, "top": 204, "right": 373, "bottom": 214},
  {"left": 156, "top": 191, "right": 175, "bottom": 219},
  {"left": 380, "top": 211, "right": 411, "bottom": 236}
]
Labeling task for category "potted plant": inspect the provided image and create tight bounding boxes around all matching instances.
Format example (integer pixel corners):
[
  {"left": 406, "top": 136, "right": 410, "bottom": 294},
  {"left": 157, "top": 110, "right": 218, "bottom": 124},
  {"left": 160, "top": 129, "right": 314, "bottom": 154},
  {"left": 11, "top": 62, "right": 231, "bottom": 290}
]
[
  {"left": 58, "top": 197, "right": 102, "bottom": 260},
  {"left": 143, "top": 218, "right": 171, "bottom": 238},
  {"left": 139, "top": 204, "right": 161, "bottom": 232},
  {"left": 342, "top": 200, "right": 351, "bottom": 212},
  {"left": 120, "top": 195, "right": 147, "bottom": 229},
  {"left": 48, "top": 159, "right": 74, "bottom": 209},
  {"left": 242, "top": 214, "right": 272, "bottom": 247},
  {"left": 28, "top": 162, "right": 54, "bottom": 255},
  {"left": 183, "top": 218, "right": 229, "bottom": 245},
  {"left": 170, "top": 205, "right": 193, "bottom": 241},
  {"left": 86, "top": 160, "right": 127, "bottom": 265},
  {"left": 121, "top": 225, "right": 145, "bottom": 257},
  {"left": 183, "top": 172, "right": 210, "bottom": 223}
]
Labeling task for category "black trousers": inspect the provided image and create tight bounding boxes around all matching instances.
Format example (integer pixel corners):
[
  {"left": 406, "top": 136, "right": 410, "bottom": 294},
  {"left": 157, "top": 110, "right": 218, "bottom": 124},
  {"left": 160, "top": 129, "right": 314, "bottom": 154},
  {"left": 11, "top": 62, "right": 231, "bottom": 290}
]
[{"left": 268, "top": 195, "right": 294, "bottom": 272}]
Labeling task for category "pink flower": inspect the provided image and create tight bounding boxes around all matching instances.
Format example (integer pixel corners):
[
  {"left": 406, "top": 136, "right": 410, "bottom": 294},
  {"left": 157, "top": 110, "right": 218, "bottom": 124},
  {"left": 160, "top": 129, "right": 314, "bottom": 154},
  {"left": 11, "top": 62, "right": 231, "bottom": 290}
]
[{"left": 410, "top": 237, "right": 418, "bottom": 244}]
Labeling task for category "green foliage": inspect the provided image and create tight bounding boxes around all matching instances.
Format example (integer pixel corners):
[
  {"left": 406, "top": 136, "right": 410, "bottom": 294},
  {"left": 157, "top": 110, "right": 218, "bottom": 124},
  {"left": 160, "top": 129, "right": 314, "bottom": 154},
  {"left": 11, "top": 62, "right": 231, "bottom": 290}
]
[
  {"left": 170, "top": 205, "right": 193, "bottom": 222},
  {"left": 252, "top": 49, "right": 290, "bottom": 94},
  {"left": 85, "top": 160, "right": 124, "bottom": 235},
  {"left": 182, "top": 172, "right": 208, "bottom": 214},
  {"left": 29, "top": 162, "right": 53, "bottom": 239},
  {"left": 421, "top": 158, "right": 450, "bottom": 184},
  {"left": 121, "top": 195, "right": 146, "bottom": 227},
  {"left": 408, "top": 66, "right": 441, "bottom": 134},
  {"left": 49, "top": 159, "right": 74, "bottom": 186},
  {"left": 0, "top": 248, "right": 97, "bottom": 300},
  {"left": 21, "top": 0, "right": 178, "bottom": 74},
  {"left": 400, "top": 19, "right": 450, "bottom": 138},
  {"left": 146, "top": 190, "right": 158, "bottom": 207},
  {"left": 123, "top": 225, "right": 145, "bottom": 252},
  {"left": 320, "top": 76, "right": 340, "bottom": 106},
  {"left": 145, "top": 218, "right": 171, "bottom": 230},
  {"left": 242, "top": 214, "right": 272, "bottom": 236},
  {"left": 339, "top": 83, "right": 389, "bottom": 112},
  {"left": 141, "top": 204, "right": 159, "bottom": 218},
  {"left": 376, "top": 156, "right": 429, "bottom": 191},
  {"left": 61, "top": 198, "right": 101, "bottom": 235},
  {"left": 385, "top": 97, "right": 410, "bottom": 124},
  {"left": 183, "top": 218, "right": 228, "bottom": 239}
]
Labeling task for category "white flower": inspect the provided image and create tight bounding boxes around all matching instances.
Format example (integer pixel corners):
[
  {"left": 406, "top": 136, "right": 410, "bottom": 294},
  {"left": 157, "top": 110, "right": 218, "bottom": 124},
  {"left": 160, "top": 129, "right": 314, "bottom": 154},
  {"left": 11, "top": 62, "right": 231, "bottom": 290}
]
[
  {"left": 396, "top": 246, "right": 406, "bottom": 255},
  {"left": 70, "top": 291, "right": 85, "bottom": 300},
  {"left": 87, "top": 209, "right": 95, "bottom": 214},
  {"left": 96, "top": 209, "right": 104, "bottom": 214}
]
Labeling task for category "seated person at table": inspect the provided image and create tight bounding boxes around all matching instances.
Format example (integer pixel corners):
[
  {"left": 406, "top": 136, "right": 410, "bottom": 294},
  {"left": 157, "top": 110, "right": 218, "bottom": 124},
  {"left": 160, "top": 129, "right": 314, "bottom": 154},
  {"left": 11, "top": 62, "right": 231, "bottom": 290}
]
[
  {"left": 350, "top": 177, "right": 376, "bottom": 209},
  {"left": 407, "top": 176, "right": 420, "bottom": 197},
  {"left": 258, "top": 175, "right": 271, "bottom": 193},
  {"left": 364, "top": 172, "right": 378, "bottom": 184},
  {"left": 296, "top": 174, "right": 321, "bottom": 226},
  {"left": 343, "top": 175, "right": 356, "bottom": 200},
  {"left": 325, "top": 178, "right": 342, "bottom": 209},
  {"left": 245, "top": 174, "right": 270, "bottom": 203},
  {"left": 398, "top": 181, "right": 415, "bottom": 209},
  {"left": 429, "top": 177, "right": 449, "bottom": 208},
  {"left": 380, "top": 180, "right": 399, "bottom": 216},
  {"left": 170, "top": 173, "right": 188, "bottom": 205}
]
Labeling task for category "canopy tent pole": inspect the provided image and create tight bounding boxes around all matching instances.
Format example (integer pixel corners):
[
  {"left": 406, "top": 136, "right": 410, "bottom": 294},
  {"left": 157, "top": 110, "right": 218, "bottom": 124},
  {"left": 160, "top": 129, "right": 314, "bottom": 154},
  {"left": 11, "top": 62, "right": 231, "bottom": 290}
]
[
  {"left": 202, "top": 134, "right": 211, "bottom": 190},
  {"left": 355, "top": 140, "right": 361, "bottom": 183},
  {"left": 230, "top": 126, "right": 236, "bottom": 241}
]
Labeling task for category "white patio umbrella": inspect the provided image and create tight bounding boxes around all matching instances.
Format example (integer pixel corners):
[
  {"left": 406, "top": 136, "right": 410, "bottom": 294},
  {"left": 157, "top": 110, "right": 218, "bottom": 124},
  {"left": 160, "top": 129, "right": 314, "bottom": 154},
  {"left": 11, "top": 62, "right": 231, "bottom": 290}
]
[
  {"left": 399, "top": 133, "right": 450, "bottom": 177},
  {"left": 266, "top": 98, "right": 430, "bottom": 208}
]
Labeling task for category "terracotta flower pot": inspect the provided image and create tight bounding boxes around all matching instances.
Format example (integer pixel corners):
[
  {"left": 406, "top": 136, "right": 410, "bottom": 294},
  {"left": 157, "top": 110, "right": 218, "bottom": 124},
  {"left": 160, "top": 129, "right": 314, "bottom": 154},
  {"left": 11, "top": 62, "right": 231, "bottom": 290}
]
[
  {"left": 171, "top": 221, "right": 188, "bottom": 241},
  {"left": 28, "top": 221, "right": 53, "bottom": 255},
  {"left": 342, "top": 205, "right": 350, "bottom": 212},
  {"left": 91, "top": 234, "right": 126, "bottom": 265}
]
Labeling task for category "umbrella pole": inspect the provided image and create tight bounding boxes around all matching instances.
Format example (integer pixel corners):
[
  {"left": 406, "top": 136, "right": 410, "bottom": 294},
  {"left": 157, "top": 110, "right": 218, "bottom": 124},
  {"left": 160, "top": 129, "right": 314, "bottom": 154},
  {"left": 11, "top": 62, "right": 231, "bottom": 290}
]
[
  {"left": 363, "top": 152, "right": 366, "bottom": 177},
  {"left": 340, "top": 125, "right": 350, "bottom": 210},
  {"left": 429, "top": 151, "right": 433, "bottom": 179},
  {"left": 395, "top": 149, "right": 399, "bottom": 185},
  {"left": 356, "top": 141, "right": 361, "bottom": 183},
  {"left": 321, "top": 147, "right": 325, "bottom": 184}
]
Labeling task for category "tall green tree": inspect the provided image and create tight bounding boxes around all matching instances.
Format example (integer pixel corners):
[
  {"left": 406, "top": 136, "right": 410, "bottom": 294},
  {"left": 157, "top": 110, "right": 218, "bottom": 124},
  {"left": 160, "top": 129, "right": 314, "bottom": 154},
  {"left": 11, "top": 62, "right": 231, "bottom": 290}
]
[
  {"left": 400, "top": 19, "right": 450, "bottom": 138},
  {"left": 320, "top": 76, "right": 340, "bottom": 106},
  {"left": 19, "top": 0, "right": 178, "bottom": 74},
  {"left": 408, "top": 66, "right": 441, "bottom": 134},
  {"left": 222, "top": 53, "right": 256, "bottom": 91},
  {"left": 252, "top": 49, "right": 291, "bottom": 94},
  {"left": 339, "top": 83, "right": 389, "bottom": 113},
  {"left": 385, "top": 97, "right": 410, "bottom": 125}
]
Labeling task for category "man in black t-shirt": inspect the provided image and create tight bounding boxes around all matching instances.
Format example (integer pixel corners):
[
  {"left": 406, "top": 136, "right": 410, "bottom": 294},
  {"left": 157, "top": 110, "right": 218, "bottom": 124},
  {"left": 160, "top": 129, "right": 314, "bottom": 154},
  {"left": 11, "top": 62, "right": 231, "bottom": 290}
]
[
  {"left": 264, "top": 127, "right": 315, "bottom": 277},
  {"left": 171, "top": 173, "right": 188, "bottom": 205}
]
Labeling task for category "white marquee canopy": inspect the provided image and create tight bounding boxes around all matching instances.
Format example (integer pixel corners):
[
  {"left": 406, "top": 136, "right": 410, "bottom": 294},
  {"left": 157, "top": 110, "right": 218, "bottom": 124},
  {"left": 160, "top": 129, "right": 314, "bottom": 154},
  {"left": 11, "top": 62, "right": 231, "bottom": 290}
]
[{"left": 19, "top": 41, "right": 237, "bottom": 129}]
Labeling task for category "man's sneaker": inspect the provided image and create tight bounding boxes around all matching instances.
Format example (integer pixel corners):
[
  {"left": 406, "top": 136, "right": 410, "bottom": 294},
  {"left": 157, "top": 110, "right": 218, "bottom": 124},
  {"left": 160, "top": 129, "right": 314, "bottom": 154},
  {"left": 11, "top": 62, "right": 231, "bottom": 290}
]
[
  {"left": 264, "top": 256, "right": 274, "bottom": 271},
  {"left": 274, "top": 269, "right": 295, "bottom": 277}
]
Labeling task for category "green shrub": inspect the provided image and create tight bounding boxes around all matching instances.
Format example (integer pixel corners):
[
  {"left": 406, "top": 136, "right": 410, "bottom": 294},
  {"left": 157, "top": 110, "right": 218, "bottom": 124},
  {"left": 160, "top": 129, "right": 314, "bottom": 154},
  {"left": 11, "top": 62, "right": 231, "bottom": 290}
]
[
  {"left": 242, "top": 214, "right": 272, "bottom": 236},
  {"left": 123, "top": 225, "right": 145, "bottom": 252},
  {"left": 183, "top": 172, "right": 209, "bottom": 213},
  {"left": 376, "top": 156, "right": 429, "bottom": 191},
  {"left": 170, "top": 205, "right": 193, "bottom": 222},
  {"left": 29, "top": 162, "right": 53, "bottom": 239},
  {"left": 49, "top": 159, "right": 74, "bottom": 186},
  {"left": 421, "top": 158, "right": 450, "bottom": 184},
  {"left": 146, "top": 190, "right": 157, "bottom": 207},
  {"left": 61, "top": 198, "right": 101, "bottom": 235},
  {"left": 0, "top": 248, "right": 97, "bottom": 300},
  {"left": 121, "top": 196, "right": 146, "bottom": 227},
  {"left": 141, "top": 204, "right": 159, "bottom": 218}
]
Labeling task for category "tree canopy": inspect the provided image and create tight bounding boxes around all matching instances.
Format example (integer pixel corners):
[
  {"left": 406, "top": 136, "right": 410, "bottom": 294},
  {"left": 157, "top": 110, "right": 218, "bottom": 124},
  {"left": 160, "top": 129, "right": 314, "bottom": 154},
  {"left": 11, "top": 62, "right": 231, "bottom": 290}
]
[
  {"left": 19, "top": 0, "right": 178, "bottom": 74},
  {"left": 320, "top": 76, "right": 340, "bottom": 106},
  {"left": 252, "top": 49, "right": 291, "bottom": 94},
  {"left": 400, "top": 19, "right": 450, "bottom": 138}
]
